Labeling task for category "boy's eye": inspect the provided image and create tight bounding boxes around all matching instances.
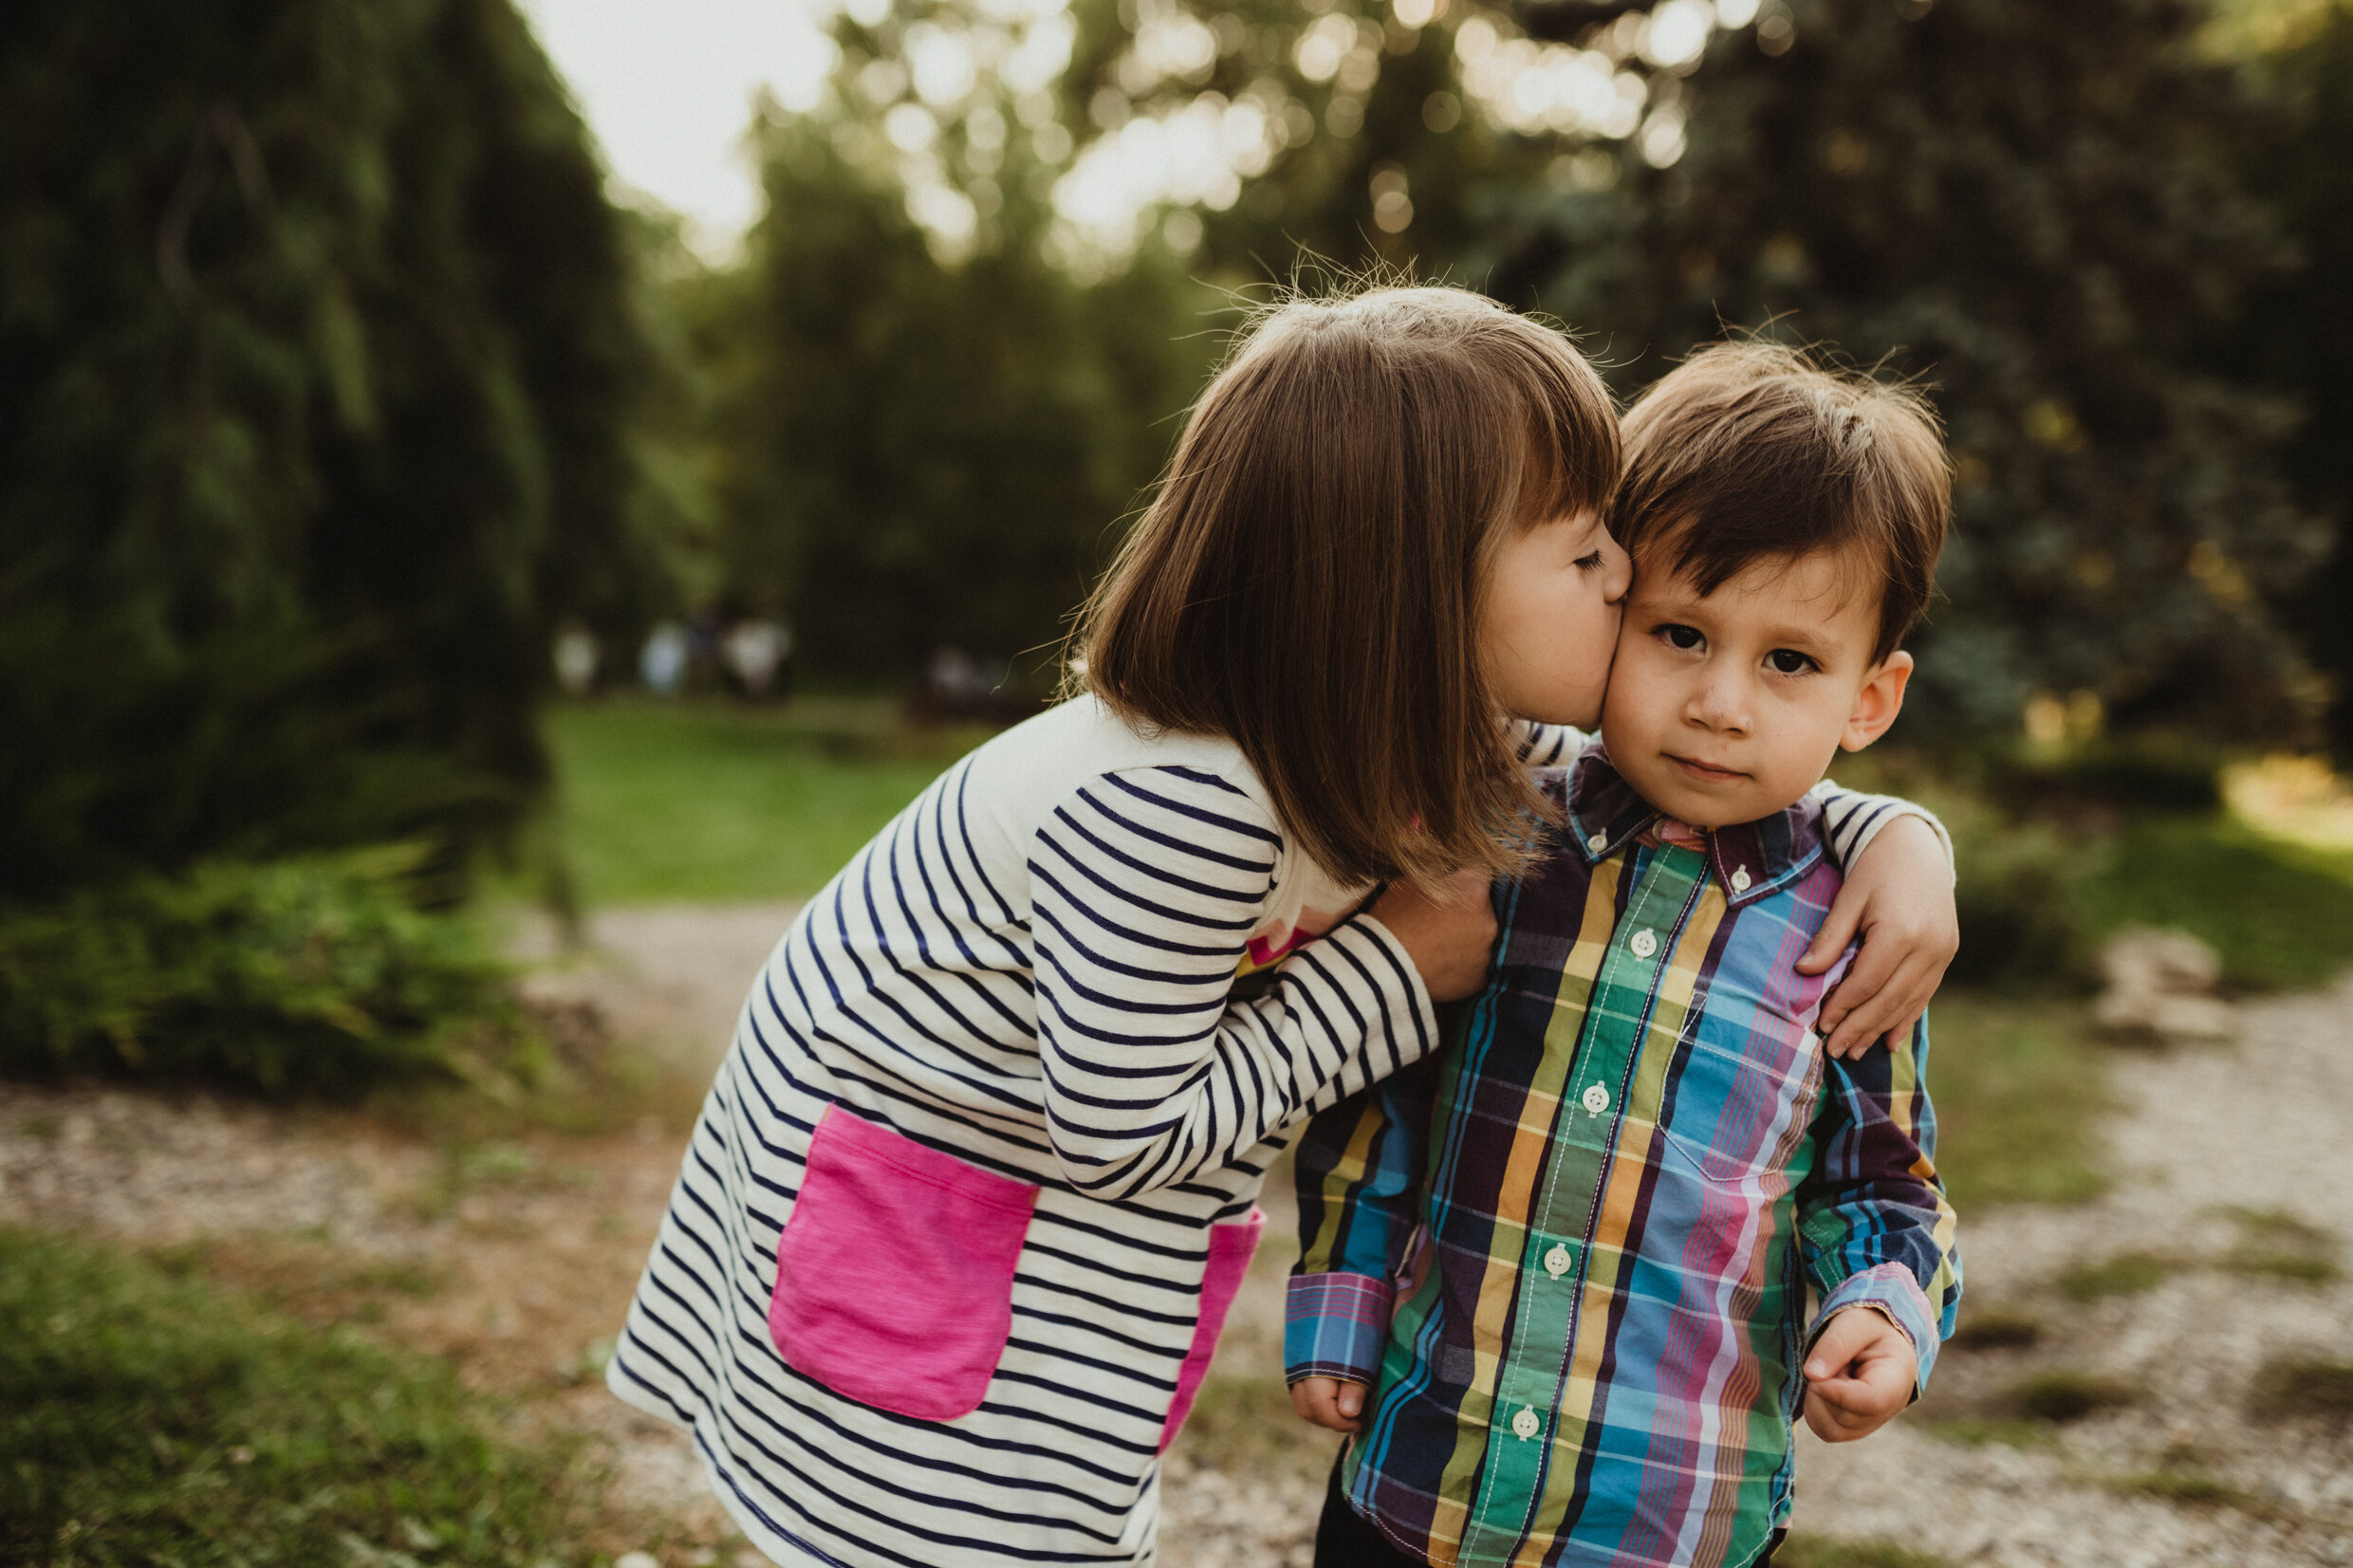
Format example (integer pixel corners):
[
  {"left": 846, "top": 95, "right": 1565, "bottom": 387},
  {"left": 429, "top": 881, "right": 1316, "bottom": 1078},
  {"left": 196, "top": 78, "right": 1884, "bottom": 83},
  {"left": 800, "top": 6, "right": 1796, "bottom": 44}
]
[
  {"left": 1767, "top": 649, "right": 1817, "bottom": 675},
  {"left": 1658, "top": 624, "right": 1703, "bottom": 651},
  {"left": 1573, "top": 551, "right": 1606, "bottom": 571}
]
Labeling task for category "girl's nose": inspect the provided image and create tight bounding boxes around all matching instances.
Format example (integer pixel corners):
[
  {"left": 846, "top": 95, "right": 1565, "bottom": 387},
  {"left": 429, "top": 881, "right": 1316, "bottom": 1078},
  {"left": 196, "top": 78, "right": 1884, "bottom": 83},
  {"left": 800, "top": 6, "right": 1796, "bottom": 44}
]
[{"left": 1603, "top": 543, "right": 1634, "bottom": 604}]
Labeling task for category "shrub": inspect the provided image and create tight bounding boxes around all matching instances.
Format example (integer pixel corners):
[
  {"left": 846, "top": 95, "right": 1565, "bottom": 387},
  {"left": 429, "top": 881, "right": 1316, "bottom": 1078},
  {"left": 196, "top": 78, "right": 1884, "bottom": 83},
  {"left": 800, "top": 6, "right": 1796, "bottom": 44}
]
[
  {"left": 0, "top": 849, "right": 539, "bottom": 1096},
  {"left": 1929, "top": 785, "right": 2103, "bottom": 989}
]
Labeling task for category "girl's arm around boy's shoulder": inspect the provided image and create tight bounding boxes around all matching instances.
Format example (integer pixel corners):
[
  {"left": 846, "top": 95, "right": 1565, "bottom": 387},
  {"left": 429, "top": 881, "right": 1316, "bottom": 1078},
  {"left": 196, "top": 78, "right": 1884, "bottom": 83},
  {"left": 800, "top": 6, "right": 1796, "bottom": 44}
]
[
  {"left": 1801, "top": 798, "right": 1960, "bottom": 1060},
  {"left": 1025, "top": 764, "right": 1440, "bottom": 1202},
  {"left": 1516, "top": 717, "right": 1958, "bottom": 1058}
]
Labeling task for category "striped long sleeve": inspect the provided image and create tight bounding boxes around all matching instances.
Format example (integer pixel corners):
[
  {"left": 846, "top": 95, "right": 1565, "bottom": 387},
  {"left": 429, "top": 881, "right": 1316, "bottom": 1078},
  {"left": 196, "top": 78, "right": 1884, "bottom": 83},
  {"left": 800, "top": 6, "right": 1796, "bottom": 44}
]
[{"left": 1030, "top": 766, "right": 1438, "bottom": 1201}]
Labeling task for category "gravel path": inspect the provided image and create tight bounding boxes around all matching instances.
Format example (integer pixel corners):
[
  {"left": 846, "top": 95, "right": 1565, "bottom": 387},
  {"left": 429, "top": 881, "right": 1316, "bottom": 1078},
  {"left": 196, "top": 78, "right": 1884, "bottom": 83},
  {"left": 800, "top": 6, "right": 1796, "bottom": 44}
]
[{"left": 5, "top": 907, "right": 2350, "bottom": 1567}]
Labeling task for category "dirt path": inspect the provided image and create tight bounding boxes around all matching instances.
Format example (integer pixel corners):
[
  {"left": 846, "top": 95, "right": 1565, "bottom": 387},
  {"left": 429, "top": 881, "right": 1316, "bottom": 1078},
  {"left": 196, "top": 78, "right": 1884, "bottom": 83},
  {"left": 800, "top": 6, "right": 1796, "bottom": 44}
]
[{"left": 5, "top": 906, "right": 2350, "bottom": 1567}]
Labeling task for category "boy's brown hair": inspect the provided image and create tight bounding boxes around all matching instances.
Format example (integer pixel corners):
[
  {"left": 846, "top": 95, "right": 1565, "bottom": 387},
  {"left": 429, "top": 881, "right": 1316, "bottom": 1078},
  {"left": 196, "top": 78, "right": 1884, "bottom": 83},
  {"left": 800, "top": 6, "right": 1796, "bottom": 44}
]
[
  {"left": 1614, "top": 342, "right": 1949, "bottom": 662},
  {"left": 1073, "top": 286, "right": 1618, "bottom": 889}
]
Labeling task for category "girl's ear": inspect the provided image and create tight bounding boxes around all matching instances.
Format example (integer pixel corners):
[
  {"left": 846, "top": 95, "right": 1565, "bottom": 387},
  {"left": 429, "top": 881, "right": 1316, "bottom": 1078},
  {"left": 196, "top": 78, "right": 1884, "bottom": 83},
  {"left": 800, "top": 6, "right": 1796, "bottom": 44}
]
[{"left": 1839, "top": 651, "right": 1914, "bottom": 752}]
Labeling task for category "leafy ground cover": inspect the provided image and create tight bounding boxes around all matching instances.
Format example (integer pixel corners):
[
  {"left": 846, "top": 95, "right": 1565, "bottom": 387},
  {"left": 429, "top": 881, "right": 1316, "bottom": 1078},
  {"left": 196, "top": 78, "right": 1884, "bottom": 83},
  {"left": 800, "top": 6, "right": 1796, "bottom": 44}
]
[
  {"left": 0, "top": 1227, "right": 602, "bottom": 1567},
  {"left": 0, "top": 849, "right": 539, "bottom": 1098}
]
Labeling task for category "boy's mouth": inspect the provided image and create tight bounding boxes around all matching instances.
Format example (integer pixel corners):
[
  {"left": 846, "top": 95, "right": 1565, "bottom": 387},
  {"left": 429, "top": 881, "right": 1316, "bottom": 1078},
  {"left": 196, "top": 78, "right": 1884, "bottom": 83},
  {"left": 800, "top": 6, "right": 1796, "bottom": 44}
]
[{"left": 1666, "top": 754, "right": 1748, "bottom": 784}]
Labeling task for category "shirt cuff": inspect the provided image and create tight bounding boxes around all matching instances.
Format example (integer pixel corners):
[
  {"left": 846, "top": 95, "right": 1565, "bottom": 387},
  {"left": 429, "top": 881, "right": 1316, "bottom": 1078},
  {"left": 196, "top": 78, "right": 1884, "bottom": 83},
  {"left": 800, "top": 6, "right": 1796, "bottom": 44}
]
[
  {"left": 1811, "top": 1262, "right": 1942, "bottom": 1396},
  {"left": 1284, "top": 1271, "right": 1394, "bottom": 1387}
]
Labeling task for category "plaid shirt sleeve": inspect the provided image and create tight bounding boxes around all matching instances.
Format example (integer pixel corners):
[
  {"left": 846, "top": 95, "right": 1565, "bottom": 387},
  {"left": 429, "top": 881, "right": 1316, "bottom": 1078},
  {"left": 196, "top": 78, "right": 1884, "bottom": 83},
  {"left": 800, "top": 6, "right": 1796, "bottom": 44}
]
[
  {"left": 1285, "top": 1052, "right": 1443, "bottom": 1386},
  {"left": 1796, "top": 1012, "right": 1963, "bottom": 1396}
]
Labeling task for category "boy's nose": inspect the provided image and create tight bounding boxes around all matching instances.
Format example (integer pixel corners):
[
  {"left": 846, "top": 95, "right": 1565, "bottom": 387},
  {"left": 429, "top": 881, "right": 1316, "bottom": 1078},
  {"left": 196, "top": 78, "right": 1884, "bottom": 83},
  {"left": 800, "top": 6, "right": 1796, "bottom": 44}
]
[{"left": 1688, "top": 675, "right": 1751, "bottom": 732}]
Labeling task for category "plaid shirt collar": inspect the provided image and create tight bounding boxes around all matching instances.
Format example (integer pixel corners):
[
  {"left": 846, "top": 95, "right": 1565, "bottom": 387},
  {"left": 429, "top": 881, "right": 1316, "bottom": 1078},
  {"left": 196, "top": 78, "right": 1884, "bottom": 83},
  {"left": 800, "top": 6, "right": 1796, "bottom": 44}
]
[{"left": 1563, "top": 741, "right": 1828, "bottom": 910}]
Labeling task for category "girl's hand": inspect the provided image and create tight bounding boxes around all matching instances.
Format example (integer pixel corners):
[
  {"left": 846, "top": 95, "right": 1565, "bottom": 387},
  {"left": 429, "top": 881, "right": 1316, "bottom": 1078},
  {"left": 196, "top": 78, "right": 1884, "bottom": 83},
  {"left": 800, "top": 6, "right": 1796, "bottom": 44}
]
[
  {"left": 1801, "top": 1307, "right": 1918, "bottom": 1443},
  {"left": 1290, "top": 1375, "right": 1367, "bottom": 1434},
  {"left": 1796, "top": 816, "right": 1956, "bottom": 1059},
  {"left": 1369, "top": 871, "right": 1497, "bottom": 1004}
]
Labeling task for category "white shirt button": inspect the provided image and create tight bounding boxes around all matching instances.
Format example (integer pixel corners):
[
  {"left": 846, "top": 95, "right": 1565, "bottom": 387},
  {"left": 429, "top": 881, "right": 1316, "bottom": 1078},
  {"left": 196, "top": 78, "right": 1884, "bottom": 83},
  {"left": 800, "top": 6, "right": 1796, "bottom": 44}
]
[
  {"left": 1581, "top": 1083, "right": 1611, "bottom": 1116},
  {"left": 1730, "top": 866, "right": 1752, "bottom": 894},
  {"left": 1630, "top": 928, "right": 1658, "bottom": 959},
  {"left": 1586, "top": 831, "right": 1608, "bottom": 852},
  {"left": 1544, "top": 1244, "right": 1572, "bottom": 1278},
  {"left": 1510, "top": 1407, "right": 1542, "bottom": 1440}
]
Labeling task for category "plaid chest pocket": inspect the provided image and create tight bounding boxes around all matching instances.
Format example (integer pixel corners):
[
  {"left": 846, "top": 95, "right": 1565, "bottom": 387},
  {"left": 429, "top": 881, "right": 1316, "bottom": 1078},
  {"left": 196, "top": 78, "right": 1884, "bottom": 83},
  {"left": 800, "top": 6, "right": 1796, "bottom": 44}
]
[{"left": 1657, "top": 1006, "right": 1824, "bottom": 1186}]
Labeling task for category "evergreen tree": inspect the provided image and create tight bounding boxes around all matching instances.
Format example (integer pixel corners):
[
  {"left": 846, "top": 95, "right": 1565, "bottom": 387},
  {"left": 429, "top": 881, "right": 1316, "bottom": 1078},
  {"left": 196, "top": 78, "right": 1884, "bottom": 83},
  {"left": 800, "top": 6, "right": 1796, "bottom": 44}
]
[
  {"left": 0, "top": 0, "right": 678, "bottom": 900},
  {"left": 2233, "top": 1, "right": 2353, "bottom": 755}
]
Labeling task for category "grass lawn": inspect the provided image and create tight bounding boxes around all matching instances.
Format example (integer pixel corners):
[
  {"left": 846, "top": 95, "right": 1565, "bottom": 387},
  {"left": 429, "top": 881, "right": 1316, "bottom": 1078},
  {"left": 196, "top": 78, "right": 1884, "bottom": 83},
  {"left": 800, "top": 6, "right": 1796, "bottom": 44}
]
[
  {"left": 542, "top": 696, "right": 993, "bottom": 904},
  {"left": 2074, "top": 815, "right": 2353, "bottom": 992},
  {"left": 1927, "top": 995, "right": 2111, "bottom": 1210},
  {"left": 0, "top": 1228, "right": 598, "bottom": 1567}
]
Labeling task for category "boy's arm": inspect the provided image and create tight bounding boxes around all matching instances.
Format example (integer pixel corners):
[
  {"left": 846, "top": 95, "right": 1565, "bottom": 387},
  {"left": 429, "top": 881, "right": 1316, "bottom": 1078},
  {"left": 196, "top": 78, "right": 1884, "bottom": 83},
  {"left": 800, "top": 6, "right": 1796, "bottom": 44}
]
[
  {"left": 1793, "top": 1012, "right": 1962, "bottom": 1399},
  {"left": 1286, "top": 1052, "right": 1442, "bottom": 1389}
]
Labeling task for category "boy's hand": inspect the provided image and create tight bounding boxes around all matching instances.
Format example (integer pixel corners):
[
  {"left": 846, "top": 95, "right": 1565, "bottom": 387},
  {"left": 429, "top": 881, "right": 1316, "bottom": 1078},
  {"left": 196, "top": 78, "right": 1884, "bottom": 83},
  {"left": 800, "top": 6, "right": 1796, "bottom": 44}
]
[
  {"left": 1370, "top": 870, "right": 1497, "bottom": 1004},
  {"left": 1802, "top": 1306, "right": 1918, "bottom": 1443},
  {"left": 1290, "top": 1375, "right": 1367, "bottom": 1434},
  {"left": 1798, "top": 816, "right": 1956, "bottom": 1058}
]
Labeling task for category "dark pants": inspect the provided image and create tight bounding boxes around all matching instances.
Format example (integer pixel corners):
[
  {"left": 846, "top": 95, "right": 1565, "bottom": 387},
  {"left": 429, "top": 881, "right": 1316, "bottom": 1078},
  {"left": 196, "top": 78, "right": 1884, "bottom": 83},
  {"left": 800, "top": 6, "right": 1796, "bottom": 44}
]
[{"left": 1312, "top": 1453, "right": 1786, "bottom": 1567}]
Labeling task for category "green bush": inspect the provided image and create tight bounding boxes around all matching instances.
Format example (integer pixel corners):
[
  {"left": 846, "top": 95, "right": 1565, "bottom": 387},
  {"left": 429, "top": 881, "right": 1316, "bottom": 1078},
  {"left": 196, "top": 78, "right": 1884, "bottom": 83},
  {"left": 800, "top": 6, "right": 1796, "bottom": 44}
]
[
  {"left": 0, "top": 1228, "right": 586, "bottom": 1566},
  {"left": 0, "top": 850, "right": 537, "bottom": 1095},
  {"left": 1940, "top": 794, "right": 2103, "bottom": 989}
]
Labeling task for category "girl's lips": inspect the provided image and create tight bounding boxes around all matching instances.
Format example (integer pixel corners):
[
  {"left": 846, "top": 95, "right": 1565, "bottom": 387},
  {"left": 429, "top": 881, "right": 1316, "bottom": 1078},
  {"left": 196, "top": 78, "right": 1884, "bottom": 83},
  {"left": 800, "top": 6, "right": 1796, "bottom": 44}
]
[{"left": 1669, "top": 754, "right": 1746, "bottom": 783}]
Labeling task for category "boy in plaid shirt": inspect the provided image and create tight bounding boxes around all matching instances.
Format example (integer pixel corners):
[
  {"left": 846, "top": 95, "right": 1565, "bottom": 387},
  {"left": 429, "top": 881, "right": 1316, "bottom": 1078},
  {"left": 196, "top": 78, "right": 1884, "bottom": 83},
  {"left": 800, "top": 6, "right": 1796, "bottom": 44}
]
[{"left": 1287, "top": 345, "right": 1962, "bottom": 1568}]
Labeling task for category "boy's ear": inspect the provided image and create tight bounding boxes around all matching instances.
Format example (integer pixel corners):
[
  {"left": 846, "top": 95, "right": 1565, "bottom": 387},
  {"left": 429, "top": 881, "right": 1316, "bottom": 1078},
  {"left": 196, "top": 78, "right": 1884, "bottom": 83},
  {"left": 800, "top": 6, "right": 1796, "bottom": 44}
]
[{"left": 1840, "top": 651, "right": 1913, "bottom": 752}]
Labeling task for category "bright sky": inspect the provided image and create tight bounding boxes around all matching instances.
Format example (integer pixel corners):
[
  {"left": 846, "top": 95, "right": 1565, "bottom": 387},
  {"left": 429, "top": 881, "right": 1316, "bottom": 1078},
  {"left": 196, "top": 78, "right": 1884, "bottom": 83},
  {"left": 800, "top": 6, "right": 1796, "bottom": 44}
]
[{"left": 516, "top": 0, "right": 840, "bottom": 257}]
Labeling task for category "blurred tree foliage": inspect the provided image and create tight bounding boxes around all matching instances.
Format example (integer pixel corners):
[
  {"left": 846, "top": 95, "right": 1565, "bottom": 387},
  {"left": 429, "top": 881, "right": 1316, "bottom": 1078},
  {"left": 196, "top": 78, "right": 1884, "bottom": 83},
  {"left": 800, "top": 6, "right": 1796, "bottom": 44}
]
[
  {"left": 2231, "top": 0, "right": 2353, "bottom": 757},
  {"left": 1042, "top": 0, "right": 2331, "bottom": 740},
  {"left": 694, "top": 61, "right": 1214, "bottom": 683},
  {"left": 0, "top": 0, "right": 681, "bottom": 902},
  {"left": 1504, "top": 0, "right": 2323, "bottom": 738}
]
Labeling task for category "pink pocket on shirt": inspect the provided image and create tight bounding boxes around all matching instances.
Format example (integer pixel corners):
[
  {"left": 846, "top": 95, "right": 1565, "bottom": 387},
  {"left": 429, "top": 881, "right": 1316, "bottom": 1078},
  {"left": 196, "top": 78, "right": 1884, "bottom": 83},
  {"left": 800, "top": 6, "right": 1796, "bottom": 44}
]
[
  {"left": 1158, "top": 1207, "right": 1267, "bottom": 1452},
  {"left": 769, "top": 1106, "right": 1039, "bottom": 1423}
]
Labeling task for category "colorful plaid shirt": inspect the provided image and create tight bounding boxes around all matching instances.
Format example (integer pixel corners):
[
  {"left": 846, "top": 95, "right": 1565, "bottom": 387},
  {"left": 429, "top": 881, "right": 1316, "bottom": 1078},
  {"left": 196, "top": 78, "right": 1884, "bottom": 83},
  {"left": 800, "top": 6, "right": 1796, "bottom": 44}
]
[{"left": 1287, "top": 747, "right": 1961, "bottom": 1568}]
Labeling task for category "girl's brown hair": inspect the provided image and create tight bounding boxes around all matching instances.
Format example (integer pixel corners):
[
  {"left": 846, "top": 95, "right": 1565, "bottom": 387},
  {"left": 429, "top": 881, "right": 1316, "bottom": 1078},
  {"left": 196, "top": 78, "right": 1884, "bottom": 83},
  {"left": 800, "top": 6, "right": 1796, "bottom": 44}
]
[{"left": 1072, "top": 286, "right": 1619, "bottom": 889}]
